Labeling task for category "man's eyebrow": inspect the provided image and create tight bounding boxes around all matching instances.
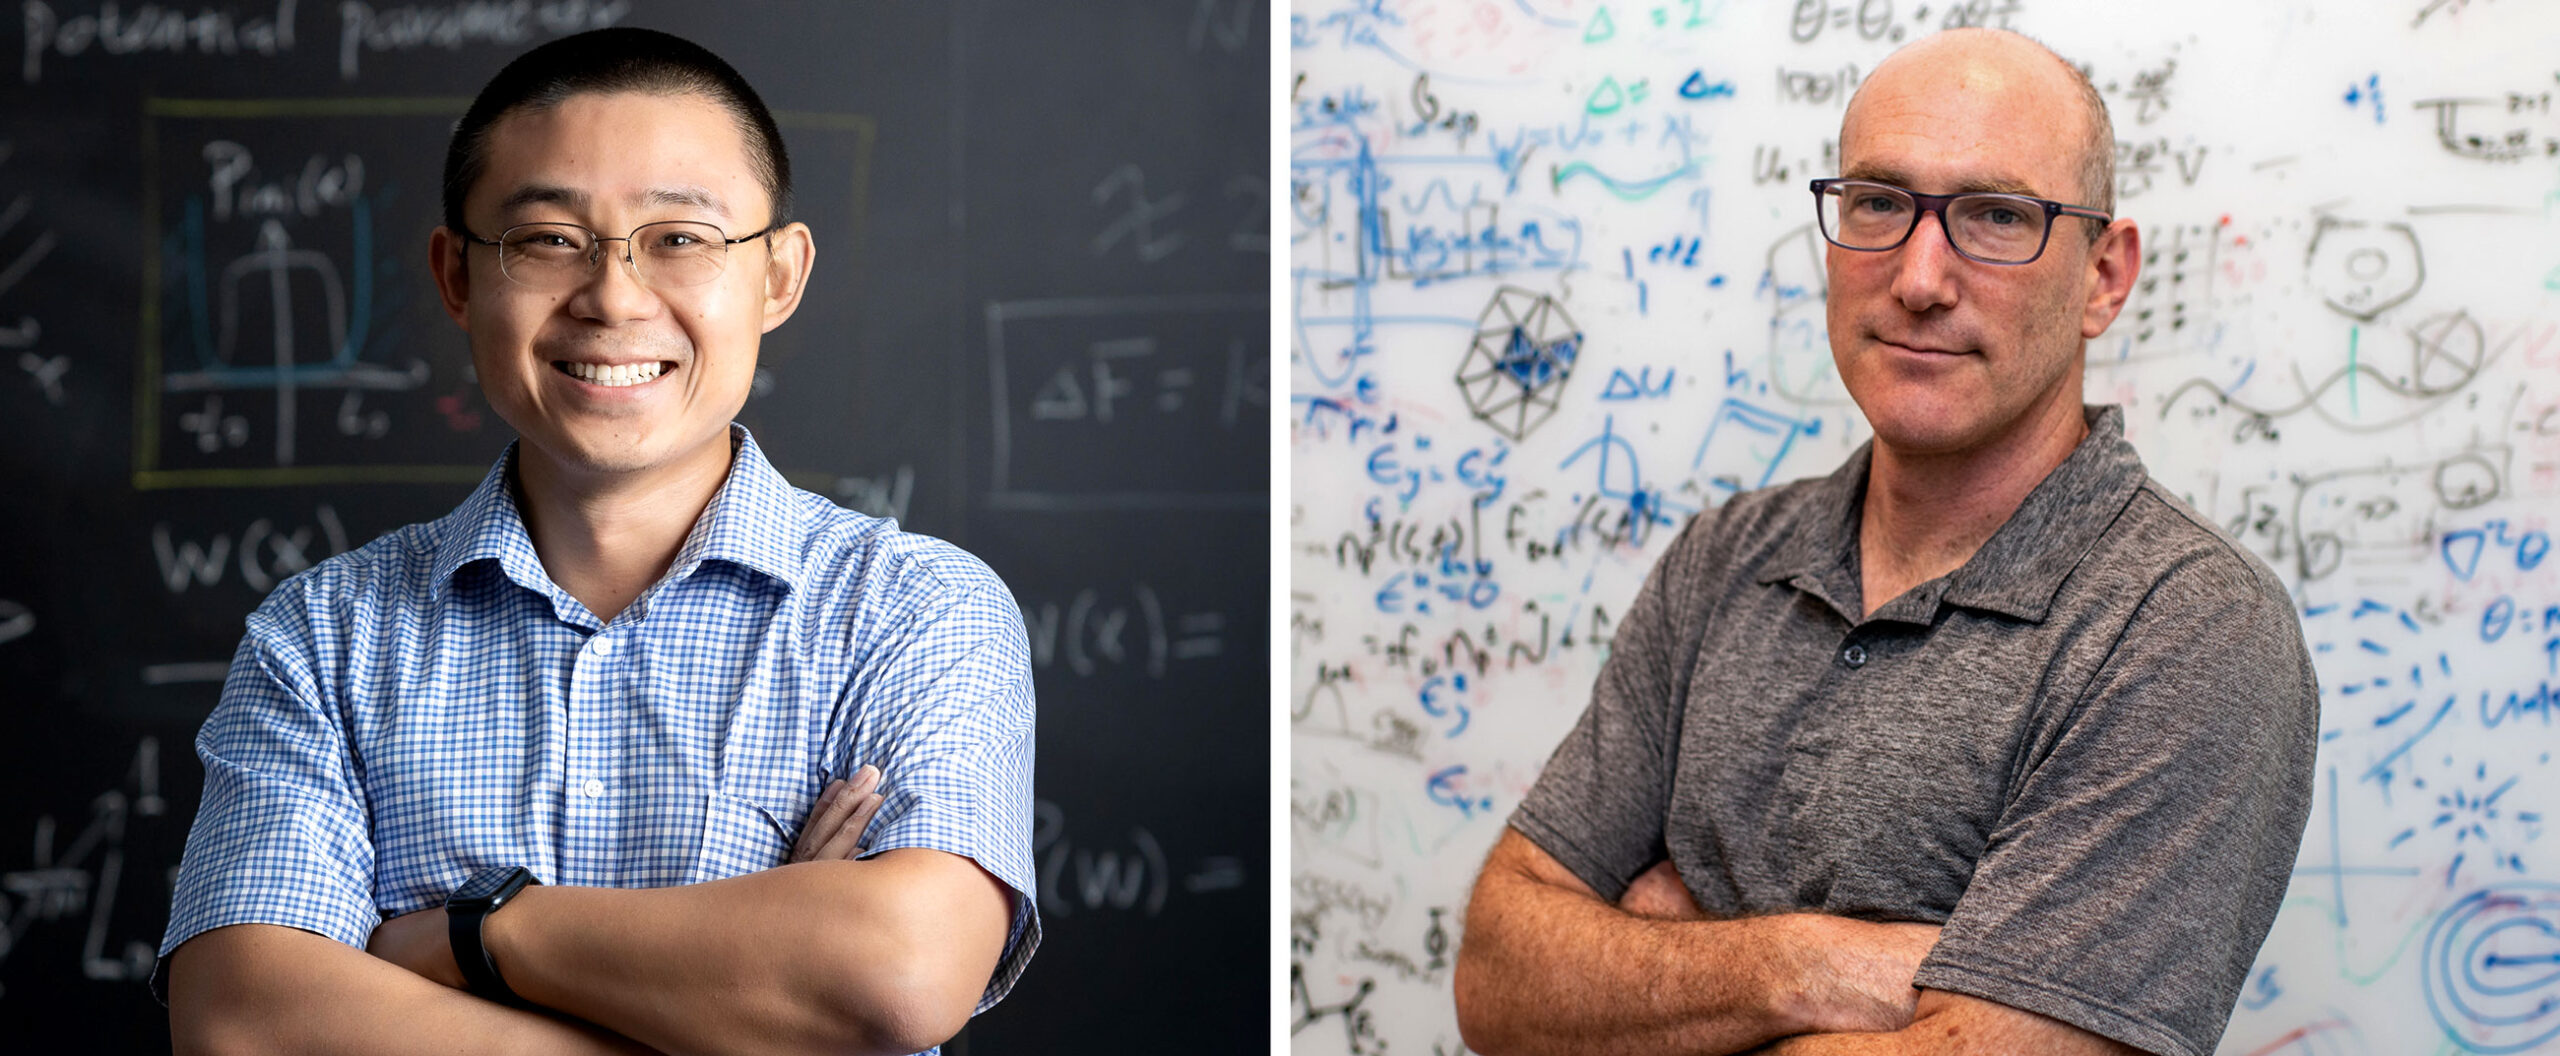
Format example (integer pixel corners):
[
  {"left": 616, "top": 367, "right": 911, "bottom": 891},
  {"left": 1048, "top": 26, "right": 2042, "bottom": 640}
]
[
  {"left": 641, "top": 185, "right": 731, "bottom": 218},
  {"left": 491, "top": 184, "right": 733, "bottom": 219},
  {"left": 1839, "top": 164, "right": 2042, "bottom": 198},
  {"left": 495, "top": 184, "right": 587, "bottom": 215}
]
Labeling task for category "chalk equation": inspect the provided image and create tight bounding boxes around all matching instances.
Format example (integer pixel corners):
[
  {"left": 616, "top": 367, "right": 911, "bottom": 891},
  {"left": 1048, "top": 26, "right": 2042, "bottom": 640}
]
[
  {"left": 18, "top": 0, "right": 631, "bottom": 85},
  {"left": 1018, "top": 582, "right": 1229, "bottom": 681},
  {"left": 985, "top": 294, "right": 1267, "bottom": 511},
  {"left": 1031, "top": 799, "right": 1248, "bottom": 920},
  {"left": 0, "top": 739, "right": 171, "bottom": 998}
]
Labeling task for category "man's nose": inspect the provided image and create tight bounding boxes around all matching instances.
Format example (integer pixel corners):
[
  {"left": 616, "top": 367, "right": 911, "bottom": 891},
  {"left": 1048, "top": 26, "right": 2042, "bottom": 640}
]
[
  {"left": 1889, "top": 209, "right": 1961, "bottom": 313},
  {"left": 571, "top": 237, "right": 661, "bottom": 320}
]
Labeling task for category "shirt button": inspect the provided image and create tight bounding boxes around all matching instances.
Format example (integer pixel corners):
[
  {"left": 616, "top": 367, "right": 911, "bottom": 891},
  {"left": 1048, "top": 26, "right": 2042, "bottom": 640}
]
[
  {"left": 582, "top": 778, "right": 606, "bottom": 799},
  {"left": 1841, "top": 643, "right": 1869, "bottom": 668},
  {"left": 589, "top": 635, "right": 615, "bottom": 656}
]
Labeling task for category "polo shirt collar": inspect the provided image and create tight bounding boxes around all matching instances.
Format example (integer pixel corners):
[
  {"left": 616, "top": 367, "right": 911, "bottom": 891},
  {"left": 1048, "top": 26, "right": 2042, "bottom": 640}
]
[
  {"left": 1754, "top": 405, "right": 2145, "bottom": 624},
  {"left": 1754, "top": 441, "right": 1868, "bottom": 606},
  {"left": 429, "top": 424, "right": 808, "bottom": 602},
  {"left": 1940, "top": 405, "right": 2144, "bottom": 621}
]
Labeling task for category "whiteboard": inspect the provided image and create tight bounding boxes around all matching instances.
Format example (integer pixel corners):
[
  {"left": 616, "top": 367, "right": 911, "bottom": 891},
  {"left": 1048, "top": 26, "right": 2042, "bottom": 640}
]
[{"left": 1287, "top": 1, "right": 2560, "bottom": 1053}]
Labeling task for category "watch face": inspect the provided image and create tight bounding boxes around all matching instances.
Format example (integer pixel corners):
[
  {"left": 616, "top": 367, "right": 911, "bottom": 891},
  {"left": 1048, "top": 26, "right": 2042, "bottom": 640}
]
[{"left": 452, "top": 866, "right": 524, "bottom": 905}]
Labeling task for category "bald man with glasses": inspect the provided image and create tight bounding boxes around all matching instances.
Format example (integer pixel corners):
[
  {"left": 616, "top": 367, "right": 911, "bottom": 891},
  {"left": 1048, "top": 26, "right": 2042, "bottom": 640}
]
[
  {"left": 1453, "top": 28, "right": 2317, "bottom": 1056},
  {"left": 159, "top": 28, "right": 1035, "bottom": 1056}
]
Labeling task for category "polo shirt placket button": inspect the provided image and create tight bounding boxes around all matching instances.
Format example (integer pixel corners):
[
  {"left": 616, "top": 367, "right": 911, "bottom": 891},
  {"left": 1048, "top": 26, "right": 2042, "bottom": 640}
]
[{"left": 1841, "top": 642, "right": 1869, "bottom": 668}]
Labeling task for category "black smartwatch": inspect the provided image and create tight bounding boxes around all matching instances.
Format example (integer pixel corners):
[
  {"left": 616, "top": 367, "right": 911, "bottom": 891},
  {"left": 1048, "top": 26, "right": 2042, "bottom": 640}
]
[{"left": 447, "top": 866, "right": 541, "bottom": 1007}]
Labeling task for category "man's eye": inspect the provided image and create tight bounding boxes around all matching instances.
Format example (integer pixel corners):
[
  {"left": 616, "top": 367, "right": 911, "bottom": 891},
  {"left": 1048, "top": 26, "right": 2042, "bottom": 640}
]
[
  {"left": 514, "top": 232, "right": 577, "bottom": 249},
  {"left": 1854, "top": 195, "right": 1905, "bottom": 213},
  {"left": 1978, "top": 206, "right": 2027, "bottom": 226}
]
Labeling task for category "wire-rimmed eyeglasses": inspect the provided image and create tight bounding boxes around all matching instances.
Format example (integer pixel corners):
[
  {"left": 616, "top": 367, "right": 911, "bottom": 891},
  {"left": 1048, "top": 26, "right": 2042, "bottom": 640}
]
[
  {"left": 458, "top": 220, "right": 775, "bottom": 291},
  {"left": 1810, "top": 178, "right": 2110, "bottom": 266}
]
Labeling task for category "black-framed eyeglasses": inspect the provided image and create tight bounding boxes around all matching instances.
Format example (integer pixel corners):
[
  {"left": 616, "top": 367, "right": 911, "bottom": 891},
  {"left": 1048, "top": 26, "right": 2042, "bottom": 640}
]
[
  {"left": 458, "top": 220, "right": 776, "bottom": 291},
  {"left": 1810, "top": 178, "right": 2110, "bottom": 266}
]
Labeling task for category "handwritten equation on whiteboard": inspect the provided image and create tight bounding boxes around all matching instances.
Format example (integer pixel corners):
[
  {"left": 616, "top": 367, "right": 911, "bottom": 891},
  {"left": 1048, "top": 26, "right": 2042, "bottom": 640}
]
[{"left": 1289, "top": 2, "right": 2560, "bottom": 1054}]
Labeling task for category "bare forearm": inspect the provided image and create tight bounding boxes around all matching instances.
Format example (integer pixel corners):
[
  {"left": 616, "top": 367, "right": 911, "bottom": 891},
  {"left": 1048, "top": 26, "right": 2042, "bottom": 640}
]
[
  {"left": 1748, "top": 1030, "right": 1915, "bottom": 1054},
  {"left": 169, "top": 924, "right": 654, "bottom": 1056},
  {"left": 1745, "top": 992, "right": 2146, "bottom": 1056},
  {"left": 1453, "top": 848, "right": 1818, "bottom": 1055},
  {"left": 491, "top": 852, "right": 1010, "bottom": 1056}
]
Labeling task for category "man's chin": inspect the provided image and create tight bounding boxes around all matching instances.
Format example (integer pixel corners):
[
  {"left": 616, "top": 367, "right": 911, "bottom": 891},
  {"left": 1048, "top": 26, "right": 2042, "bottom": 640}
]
[{"left": 1845, "top": 381, "right": 1978, "bottom": 446}]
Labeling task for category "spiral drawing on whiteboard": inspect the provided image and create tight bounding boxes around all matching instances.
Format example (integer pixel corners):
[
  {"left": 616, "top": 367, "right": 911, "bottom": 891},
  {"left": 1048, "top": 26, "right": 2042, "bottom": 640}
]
[
  {"left": 2422, "top": 882, "right": 2560, "bottom": 1054},
  {"left": 1455, "top": 286, "right": 1581, "bottom": 441}
]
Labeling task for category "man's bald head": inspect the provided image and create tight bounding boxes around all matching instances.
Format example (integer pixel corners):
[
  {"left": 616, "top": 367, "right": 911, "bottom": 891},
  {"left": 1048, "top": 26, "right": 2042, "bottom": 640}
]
[{"left": 1843, "top": 28, "right": 2116, "bottom": 217}]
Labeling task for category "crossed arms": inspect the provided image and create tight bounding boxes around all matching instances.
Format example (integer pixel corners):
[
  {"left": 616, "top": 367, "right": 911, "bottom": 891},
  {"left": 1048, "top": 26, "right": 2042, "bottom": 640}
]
[
  {"left": 1451, "top": 829, "right": 2143, "bottom": 1056},
  {"left": 169, "top": 772, "right": 1013, "bottom": 1056}
]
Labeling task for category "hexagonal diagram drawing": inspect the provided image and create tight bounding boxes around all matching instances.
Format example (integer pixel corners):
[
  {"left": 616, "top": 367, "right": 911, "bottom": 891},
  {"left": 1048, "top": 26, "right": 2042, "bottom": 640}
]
[{"left": 1455, "top": 286, "right": 1582, "bottom": 441}]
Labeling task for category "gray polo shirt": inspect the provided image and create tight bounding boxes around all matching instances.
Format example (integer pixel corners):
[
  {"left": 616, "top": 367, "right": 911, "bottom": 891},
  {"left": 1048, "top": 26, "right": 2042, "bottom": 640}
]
[{"left": 1510, "top": 405, "right": 2319, "bottom": 1056}]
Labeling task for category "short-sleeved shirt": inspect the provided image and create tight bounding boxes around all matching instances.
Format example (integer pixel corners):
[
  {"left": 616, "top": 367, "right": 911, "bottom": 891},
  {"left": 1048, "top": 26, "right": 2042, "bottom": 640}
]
[
  {"left": 159, "top": 425, "right": 1038, "bottom": 1054},
  {"left": 1511, "top": 405, "right": 2318, "bottom": 1056}
]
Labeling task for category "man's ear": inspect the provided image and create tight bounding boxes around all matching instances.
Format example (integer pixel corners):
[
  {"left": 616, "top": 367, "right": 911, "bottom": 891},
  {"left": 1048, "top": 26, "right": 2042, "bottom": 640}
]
[
  {"left": 2079, "top": 218, "right": 2140, "bottom": 340},
  {"left": 428, "top": 226, "right": 473, "bottom": 330},
  {"left": 758, "top": 221, "right": 816, "bottom": 334}
]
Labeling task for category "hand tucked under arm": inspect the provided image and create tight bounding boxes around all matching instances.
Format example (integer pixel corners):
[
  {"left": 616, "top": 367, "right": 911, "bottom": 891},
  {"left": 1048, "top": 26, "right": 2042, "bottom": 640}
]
[
  {"left": 1452, "top": 829, "right": 1942, "bottom": 1056},
  {"left": 1617, "top": 858, "right": 1709, "bottom": 920},
  {"left": 788, "top": 765, "right": 888, "bottom": 864}
]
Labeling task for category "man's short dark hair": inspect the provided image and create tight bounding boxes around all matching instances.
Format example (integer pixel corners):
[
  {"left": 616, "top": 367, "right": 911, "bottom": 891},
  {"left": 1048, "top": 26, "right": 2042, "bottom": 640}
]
[{"left": 441, "top": 26, "right": 792, "bottom": 236}]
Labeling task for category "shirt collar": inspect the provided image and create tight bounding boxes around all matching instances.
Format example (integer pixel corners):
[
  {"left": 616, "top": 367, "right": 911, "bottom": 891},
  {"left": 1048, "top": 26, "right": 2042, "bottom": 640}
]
[
  {"left": 1753, "top": 438, "right": 1868, "bottom": 612},
  {"left": 428, "top": 443, "right": 548, "bottom": 603},
  {"left": 1941, "top": 405, "right": 2145, "bottom": 621},
  {"left": 664, "top": 425, "right": 808, "bottom": 593},
  {"left": 1755, "top": 405, "right": 2146, "bottom": 624},
  {"left": 429, "top": 424, "right": 808, "bottom": 602}
]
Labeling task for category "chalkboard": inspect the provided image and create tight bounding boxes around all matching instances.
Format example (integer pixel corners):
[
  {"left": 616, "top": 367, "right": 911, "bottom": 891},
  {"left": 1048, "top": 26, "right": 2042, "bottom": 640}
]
[
  {"left": 1289, "top": 1, "right": 2560, "bottom": 1054},
  {"left": 0, "top": 1, "right": 1268, "bottom": 1051}
]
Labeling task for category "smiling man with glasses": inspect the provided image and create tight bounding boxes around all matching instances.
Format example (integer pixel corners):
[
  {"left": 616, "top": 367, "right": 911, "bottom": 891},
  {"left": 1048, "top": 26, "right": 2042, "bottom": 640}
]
[
  {"left": 157, "top": 27, "right": 1035, "bottom": 1056},
  {"left": 1455, "top": 28, "right": 2317, "bottom": 1056}
]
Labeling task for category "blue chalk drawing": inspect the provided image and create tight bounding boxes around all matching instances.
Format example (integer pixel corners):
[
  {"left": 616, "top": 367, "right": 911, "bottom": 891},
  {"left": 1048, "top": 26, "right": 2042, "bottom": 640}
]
[
  {"left": 2424, "top": 883, "right": 2560, "bottom": 1053},
  {"left": 1677, "top": 70, "right": 1735, "bottom": 99},
  {"left": 1691, "top": 399, "right": 1821, "bottom": 494},
  {"left": 1456, "top": 287, "right": 1582, "bottom": 441},
  {"left": 1551, "top": 159, "right": 1701, "bottom": 201},
  {"left": 1425, "top": 765, "right": 1495, "bottom": 818},
  {"left": 1598, "top": 366, "right": 1675, "bottom": 400},
  {"left": 1558, "top": 415, "right": 1696, "bottom": 545}
]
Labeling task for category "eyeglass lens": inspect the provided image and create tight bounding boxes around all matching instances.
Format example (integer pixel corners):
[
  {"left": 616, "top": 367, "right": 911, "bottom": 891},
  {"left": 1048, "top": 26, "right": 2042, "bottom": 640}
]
[
  {"left": 1817, "top": 183, "right": 2048, "bottom": 264},
  {"left": 496, "top": 221, "right": 734, "bottom": 290}
]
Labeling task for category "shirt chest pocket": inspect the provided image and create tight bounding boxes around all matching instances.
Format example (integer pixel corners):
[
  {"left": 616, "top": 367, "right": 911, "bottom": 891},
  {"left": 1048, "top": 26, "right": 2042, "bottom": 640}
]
[
  {"left": 1776, "top": 714, "right": 2005, "bottom": 920},
  {"left": 679, "top": 671, "right": 824, "bottom": 883},
  {"left": 688, "top": 789, "right": 796, "bottom": 883}
]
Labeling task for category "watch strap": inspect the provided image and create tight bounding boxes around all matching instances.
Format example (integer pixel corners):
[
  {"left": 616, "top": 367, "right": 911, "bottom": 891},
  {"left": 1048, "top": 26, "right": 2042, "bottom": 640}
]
[{"left": 448, "top": 866, "right": 538, "bottom": 1007}]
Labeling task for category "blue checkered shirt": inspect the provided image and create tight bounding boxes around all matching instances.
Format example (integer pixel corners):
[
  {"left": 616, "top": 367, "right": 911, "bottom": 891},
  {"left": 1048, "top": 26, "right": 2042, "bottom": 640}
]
[{"left": 159, "top": 426, "right": 1038, "bottom": 1052}]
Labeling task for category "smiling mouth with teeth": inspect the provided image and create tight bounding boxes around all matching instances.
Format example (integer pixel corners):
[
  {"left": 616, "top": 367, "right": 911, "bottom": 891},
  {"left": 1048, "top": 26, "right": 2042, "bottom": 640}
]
[{"left": 555, "top": 361, "right": 672, "bottom": 387}]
